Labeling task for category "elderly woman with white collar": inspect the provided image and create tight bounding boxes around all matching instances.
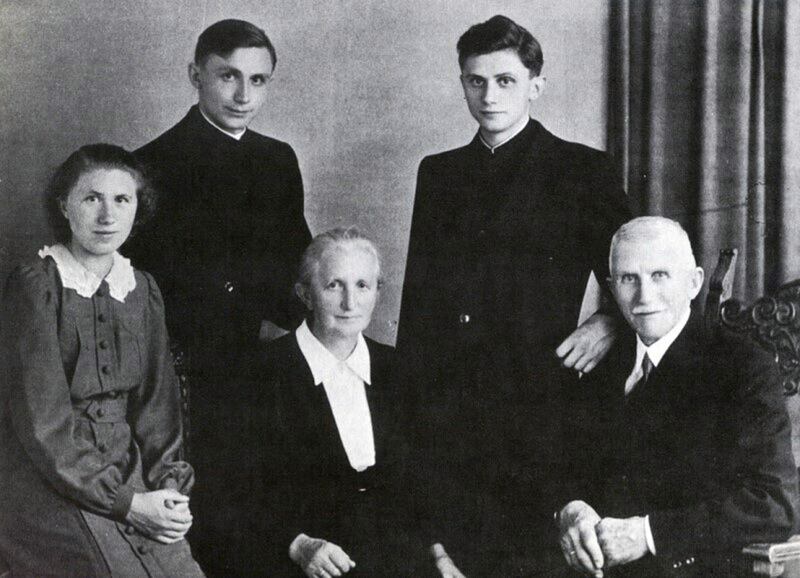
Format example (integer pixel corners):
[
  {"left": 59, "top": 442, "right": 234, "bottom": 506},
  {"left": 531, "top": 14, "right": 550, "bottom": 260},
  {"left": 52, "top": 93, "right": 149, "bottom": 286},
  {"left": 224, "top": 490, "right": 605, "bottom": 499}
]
[
  {"left": 245, "top": 227, "right": 443, "bottom": 577},
  {"left": 0, "top": 144, "right": 203, "bottom": 577}
]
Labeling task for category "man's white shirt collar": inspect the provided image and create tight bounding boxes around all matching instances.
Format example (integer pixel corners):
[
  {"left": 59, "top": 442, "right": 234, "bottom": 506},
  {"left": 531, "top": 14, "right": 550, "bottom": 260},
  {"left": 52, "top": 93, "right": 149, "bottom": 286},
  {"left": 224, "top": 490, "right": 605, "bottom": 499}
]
[
  {"left": 625, "top": 307, "right": 691, "bottom": 395},
  {"left": 295, "top": 320, "right": 372, "bottom": 386},
  {"left": 634, "top": 306, "right": 692, "bottom": 369},
  {"left": 198, "top": 106, "right": 246, "bottom": 141}
]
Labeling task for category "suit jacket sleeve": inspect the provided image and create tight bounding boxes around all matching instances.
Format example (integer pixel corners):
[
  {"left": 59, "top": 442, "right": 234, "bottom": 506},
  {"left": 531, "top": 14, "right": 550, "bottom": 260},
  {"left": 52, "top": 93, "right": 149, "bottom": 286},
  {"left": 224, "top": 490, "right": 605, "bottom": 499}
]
[
  {"left": 649, "top": 338, "right": 798, "bottom": 566},
  {"left": 573, "top": 149, "right": 631, "bottom": 315},
  {"left": 258, "top": 143, "right": 311, "bottom": 330}
]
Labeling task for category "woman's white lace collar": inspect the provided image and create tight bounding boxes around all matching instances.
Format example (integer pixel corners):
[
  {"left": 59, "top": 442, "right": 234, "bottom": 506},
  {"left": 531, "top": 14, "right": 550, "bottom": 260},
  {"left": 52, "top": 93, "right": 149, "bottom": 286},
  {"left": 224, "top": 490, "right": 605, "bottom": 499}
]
[{"left": 38, "top": 244, "right": 136, "bottom": 302}]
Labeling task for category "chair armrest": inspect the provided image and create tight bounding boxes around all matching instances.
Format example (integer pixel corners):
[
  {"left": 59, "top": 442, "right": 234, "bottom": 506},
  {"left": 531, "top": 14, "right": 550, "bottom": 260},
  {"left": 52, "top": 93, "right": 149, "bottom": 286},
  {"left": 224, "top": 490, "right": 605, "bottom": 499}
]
[{"left": 742, "top": 537, "right": 800, "bottom": 576}]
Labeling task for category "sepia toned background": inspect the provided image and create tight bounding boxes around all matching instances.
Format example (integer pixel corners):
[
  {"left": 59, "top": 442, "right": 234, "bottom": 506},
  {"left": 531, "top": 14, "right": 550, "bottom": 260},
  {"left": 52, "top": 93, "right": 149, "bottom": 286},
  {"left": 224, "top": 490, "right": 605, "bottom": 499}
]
[{"left": 0, "top": 0, "right": 611, "bottom": 344}]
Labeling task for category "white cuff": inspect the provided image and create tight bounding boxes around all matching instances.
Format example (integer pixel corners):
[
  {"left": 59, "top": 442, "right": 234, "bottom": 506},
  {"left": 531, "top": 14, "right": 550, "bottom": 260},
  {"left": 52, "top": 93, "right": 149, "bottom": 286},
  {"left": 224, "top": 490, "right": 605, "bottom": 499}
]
[{"left": 644, "top": 515, "right": 656, "bottom": 555}]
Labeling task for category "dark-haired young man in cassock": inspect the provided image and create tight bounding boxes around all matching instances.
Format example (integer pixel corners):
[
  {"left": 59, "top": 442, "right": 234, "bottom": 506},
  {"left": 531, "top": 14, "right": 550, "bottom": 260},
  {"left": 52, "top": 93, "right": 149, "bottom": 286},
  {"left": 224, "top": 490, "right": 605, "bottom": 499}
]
[
  {"left": 127, "top": 19, "right": 310, "bottom": 576},
  {"left": 397, "top": 15, "right": 631, "bottom": 576}
]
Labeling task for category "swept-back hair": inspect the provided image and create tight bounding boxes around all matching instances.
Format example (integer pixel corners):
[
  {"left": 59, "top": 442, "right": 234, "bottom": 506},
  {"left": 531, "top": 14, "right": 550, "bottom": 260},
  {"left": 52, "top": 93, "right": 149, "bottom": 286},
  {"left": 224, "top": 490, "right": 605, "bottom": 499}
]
[
  {"left": 457, "top": 15, "right": 543, "bottom": 76},
  {"left": 46, "top": 143, "right": 157, "bottom": 243},
  {"left": 195, "top": 19, "right": 277, "bottom": 68}
]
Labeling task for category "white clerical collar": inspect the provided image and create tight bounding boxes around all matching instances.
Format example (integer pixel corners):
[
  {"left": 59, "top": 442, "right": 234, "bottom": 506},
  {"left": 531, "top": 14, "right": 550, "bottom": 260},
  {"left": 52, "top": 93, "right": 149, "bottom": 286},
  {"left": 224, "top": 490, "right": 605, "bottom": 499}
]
[
  {"left": 38, "top": 244, "right": 136, "bottom": 302},
  {"left": 295, "top": 320, "right": 372, "bottom": 385},
  {"left": 634, "top": 307, "right": 692, "bottom": 369},
  {"left": 198, "top": 106, "right": 246, "bottom": 141},
  {"left": 479, "top": 116, "right": 530, "bottom": 153}
]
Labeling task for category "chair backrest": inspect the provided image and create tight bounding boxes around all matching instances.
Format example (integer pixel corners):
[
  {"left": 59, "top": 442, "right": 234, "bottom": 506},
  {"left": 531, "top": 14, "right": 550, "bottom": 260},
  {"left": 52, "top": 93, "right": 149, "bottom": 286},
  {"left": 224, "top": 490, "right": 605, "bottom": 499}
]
[
  {"left": 170, "top": 343, "right": 191, "bottom": 460},
  {"left": 705, "top": 248, "right": 800, "bottom": 466}
]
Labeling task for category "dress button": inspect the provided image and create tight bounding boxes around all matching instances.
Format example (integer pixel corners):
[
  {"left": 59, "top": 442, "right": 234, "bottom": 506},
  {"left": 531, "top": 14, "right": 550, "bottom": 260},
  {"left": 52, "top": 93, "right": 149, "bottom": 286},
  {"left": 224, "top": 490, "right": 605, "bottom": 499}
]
[
  {"left": 97, "top": 408, "right": 105, "bottom": 417},
  {"left": 137, "top": 544, "right": 149, "bottom": 555},
  {"left": 98, "top": 313, "right": 107, "bottom": 322},
  {"left": 95, "top": 287, "right": 104, "bottom": 297},
  {"left": 125, "top": 525, "right": 136, "bottom": 535},
  {"left": 224, "top": 281, "right": 234, "bottom": 293},
  {"left": 101, "top": 365, "right": 111, "bottom": 375},
  {"left": 459, "top": 314, "right": 470, "bottom": 324},
  {"left": 99, "top": 340, "right": 108, "bottom": 350}
]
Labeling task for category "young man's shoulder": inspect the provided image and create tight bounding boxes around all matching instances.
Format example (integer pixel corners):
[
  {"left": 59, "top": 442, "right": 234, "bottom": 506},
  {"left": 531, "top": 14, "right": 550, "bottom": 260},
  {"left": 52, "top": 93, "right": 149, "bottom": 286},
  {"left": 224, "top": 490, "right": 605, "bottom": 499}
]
[{"left": 135, "top": 108, "right": 296, "bottom": 161}]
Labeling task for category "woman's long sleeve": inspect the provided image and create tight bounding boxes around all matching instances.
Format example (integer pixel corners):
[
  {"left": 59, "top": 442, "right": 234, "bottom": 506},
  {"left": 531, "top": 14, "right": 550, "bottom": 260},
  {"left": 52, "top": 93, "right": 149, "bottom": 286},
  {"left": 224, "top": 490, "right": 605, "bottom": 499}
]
[
  {"left": 1, "top": 265, "right": 134, "bottom": 518},
  {"left": 127, "top": 272, "right": 194, "bottom": 495}
]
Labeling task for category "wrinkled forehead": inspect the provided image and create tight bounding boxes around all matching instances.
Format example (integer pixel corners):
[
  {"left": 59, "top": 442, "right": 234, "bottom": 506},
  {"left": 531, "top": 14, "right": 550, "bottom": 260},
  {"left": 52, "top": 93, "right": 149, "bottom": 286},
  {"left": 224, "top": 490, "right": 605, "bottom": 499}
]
[
  {"left": 316, "top": 242, "right": 380, "bottom": 275},
  {"left": 610, "top": 232, "right": 695, "bottom": 273}
]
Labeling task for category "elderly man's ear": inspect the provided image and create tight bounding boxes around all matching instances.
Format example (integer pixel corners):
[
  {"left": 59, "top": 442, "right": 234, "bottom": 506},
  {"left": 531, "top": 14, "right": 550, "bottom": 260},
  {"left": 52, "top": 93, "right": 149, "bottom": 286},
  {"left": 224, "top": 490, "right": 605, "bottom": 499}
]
[
  {"left": 295, "top": 283, "right": 312, "bottom": 311},
  {"left": 689, "top": 267, "right": 705, "bottom": 300}
]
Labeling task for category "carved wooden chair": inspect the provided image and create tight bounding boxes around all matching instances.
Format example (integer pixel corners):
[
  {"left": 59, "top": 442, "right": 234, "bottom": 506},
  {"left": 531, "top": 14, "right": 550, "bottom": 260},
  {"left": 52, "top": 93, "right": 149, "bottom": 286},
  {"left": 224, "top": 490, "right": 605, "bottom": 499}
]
[
  {"left": 170, "top": 343, "right": 192, "bottom": 460},
  {"left": 706, "top": 248, "right": 800, "bottom": 577}
]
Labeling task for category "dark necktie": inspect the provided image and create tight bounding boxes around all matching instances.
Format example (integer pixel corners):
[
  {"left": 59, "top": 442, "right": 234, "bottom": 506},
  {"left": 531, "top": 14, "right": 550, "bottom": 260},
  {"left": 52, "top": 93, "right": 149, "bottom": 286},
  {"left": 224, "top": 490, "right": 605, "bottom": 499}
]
[
  {"left": 626, "top": 352, "right": 654, "bottom": 399},
  {"left": 640, "top": 353, "right": 653, "bottom": 385}
]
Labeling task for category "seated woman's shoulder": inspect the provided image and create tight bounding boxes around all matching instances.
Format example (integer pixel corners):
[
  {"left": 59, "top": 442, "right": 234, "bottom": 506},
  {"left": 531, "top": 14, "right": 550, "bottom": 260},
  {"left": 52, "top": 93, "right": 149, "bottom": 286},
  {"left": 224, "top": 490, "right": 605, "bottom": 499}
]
[
  {"left": 3, "top": 256, "right": 58, "bottom": 295},
  {"left": 364, "top": 335, "right": 395, "bottom": 361}
]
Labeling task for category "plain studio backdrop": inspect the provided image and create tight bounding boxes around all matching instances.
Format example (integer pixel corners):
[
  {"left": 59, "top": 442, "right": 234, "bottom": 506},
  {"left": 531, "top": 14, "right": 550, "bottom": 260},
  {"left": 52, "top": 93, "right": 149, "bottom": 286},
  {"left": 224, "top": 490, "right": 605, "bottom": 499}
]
[{"left": 0, "top": 0, "right": 610, "bottom": 344}]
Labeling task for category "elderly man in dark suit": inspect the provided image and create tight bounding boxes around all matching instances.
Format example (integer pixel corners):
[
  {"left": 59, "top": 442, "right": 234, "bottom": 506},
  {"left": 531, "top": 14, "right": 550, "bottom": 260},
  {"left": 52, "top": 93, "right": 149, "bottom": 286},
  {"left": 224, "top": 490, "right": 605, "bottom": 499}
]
[
  {"left": 397, "top": 14, "right": 631, "bottom": 576},
  {"left": 557, "top": 216, "right": 798, "bottom": 577},
  {"left": 126, "top": 19, "right": 311, "bottom": 576}
]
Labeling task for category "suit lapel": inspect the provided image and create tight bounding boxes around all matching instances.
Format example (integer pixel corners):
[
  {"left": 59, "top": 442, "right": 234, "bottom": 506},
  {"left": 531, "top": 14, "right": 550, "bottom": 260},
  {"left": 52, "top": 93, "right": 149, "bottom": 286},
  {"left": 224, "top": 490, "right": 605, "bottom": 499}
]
[
  {"left": 363, "top": 339, "right": 386, "bottom": 466},
  {"left": 624, "top": 313, "right": 705, "bottom": 432},
  {"left": 286, "top": 338, "right": 353, "bottom": 470}
]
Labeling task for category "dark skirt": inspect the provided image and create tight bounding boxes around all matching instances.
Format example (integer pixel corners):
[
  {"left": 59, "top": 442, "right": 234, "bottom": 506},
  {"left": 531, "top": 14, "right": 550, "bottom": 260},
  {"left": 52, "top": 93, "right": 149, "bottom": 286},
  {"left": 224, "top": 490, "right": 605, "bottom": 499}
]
[{"left": 0, "top": 448, "right": 204, "bottom": 578}]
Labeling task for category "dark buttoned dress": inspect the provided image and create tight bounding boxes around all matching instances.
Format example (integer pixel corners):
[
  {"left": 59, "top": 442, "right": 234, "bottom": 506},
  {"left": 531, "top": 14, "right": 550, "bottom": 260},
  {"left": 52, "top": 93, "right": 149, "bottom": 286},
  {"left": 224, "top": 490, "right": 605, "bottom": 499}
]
[{"left": 0, "top": 257, "right": 203, "bottom": 578}]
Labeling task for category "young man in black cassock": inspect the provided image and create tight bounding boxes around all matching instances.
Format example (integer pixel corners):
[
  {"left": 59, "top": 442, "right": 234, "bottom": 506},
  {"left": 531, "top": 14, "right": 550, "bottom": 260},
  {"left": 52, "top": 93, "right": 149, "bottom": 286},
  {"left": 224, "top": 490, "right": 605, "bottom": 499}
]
[
  {"left": 127, "top": 19, "right": 311, "bottom": 576},
  {"left": 397, "top": 15, "right": 632, "bottom": 576}
]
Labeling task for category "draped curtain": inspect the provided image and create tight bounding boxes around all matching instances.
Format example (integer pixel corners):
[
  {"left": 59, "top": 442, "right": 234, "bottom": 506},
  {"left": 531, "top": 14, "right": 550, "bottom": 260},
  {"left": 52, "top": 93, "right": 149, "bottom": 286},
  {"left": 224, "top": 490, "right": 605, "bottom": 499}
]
[{"left": 608, "top": 0, "right": 800, "bottom": 302}]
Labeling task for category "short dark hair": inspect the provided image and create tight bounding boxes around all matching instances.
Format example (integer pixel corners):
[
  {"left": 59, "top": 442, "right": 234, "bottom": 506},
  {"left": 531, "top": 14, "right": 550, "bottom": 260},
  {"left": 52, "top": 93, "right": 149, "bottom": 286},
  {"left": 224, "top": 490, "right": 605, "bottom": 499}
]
[
  {"left": 457, "top": 15, "right": 543, "bottom": 76},
  {"left": 46, "top": 144, "right": 157, "bottom": 244},
  {"left": 194, "top": 19, "right": 277, "bottom": 69}
]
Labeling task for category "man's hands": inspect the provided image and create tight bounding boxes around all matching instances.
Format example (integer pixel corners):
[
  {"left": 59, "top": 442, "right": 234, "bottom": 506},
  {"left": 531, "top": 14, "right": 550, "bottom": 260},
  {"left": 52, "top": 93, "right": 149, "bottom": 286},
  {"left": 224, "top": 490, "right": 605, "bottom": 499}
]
[
  {"left": 289, "top": 534, "right": 356, "bottom": 578},
  {"left": 556, "top": 313, "right": 619, "bottom": 374},
  {"left": 595, "top": 517, "right": 649, "bottom": 567},
  {"left": 431, "top": 543, "right": 466, "bottom": 578},
  {"left": 125, "top": 489, "right": 193, "bottom": 544},
  {"left": 558, "top": 501, "right": 650, "bottom": 576},
  {"left": 558, "top": 501, "right": 605, "bottom": 577}
]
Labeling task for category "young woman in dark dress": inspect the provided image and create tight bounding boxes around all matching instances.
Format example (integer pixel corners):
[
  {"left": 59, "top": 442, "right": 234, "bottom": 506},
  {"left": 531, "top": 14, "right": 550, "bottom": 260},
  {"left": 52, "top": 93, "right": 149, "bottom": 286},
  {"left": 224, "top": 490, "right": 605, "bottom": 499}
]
[{"left": 0, "top": 144, "right": 204, "bottom": 577}]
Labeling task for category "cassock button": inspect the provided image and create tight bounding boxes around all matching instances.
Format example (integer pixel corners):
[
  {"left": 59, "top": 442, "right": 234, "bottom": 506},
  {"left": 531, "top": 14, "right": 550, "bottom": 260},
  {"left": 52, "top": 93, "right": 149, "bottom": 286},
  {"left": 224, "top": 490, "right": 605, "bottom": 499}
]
[
  {"left": 101, "top": 365, "right": 111, "bottom": 375},
  {"left": 98, "top": 313, "right": 107, "bottom": 322},
  {"left": 137, "top": 544, "right": 149, "bottom": 555},
  {"left": 97, "top": 408, "right": 105, "bottom": 417},
  {"left": 125, "top": 525, "right": 136, "bottom": 535},
  {"left": 95, "top": 287, "right": 104, "bottom": 297},
  {"left": 459, "top": 314, "right": 470, "bottom": 324},
  {"left": 99, "top": 340, "right": 109, "bottom": 350}
]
